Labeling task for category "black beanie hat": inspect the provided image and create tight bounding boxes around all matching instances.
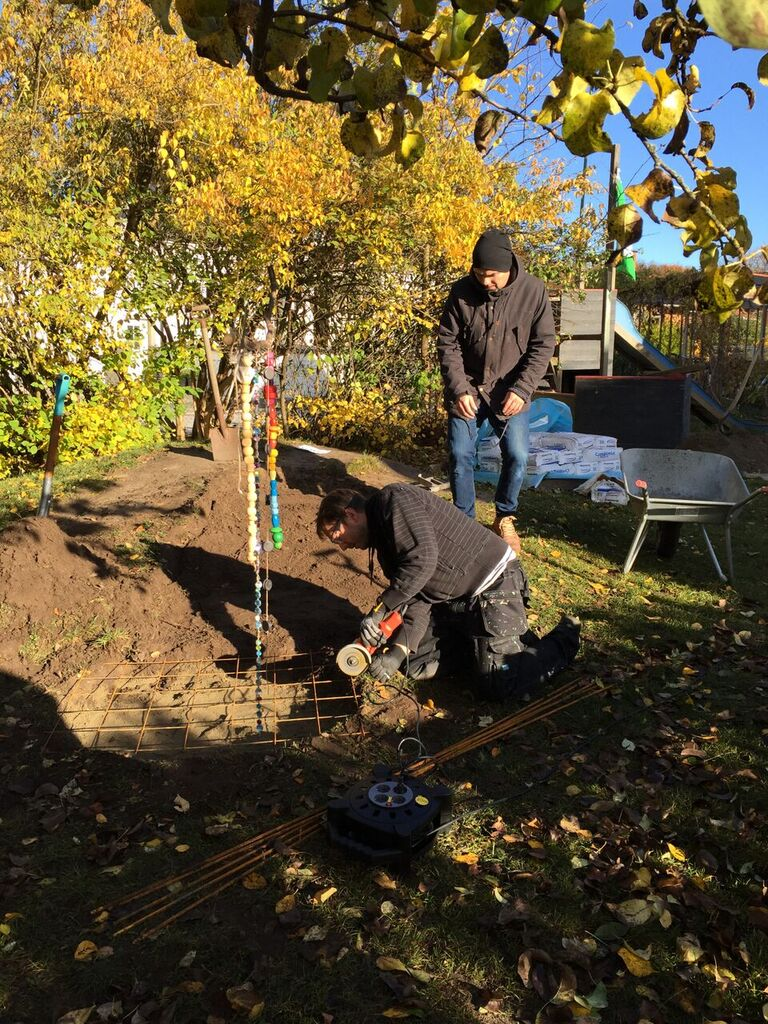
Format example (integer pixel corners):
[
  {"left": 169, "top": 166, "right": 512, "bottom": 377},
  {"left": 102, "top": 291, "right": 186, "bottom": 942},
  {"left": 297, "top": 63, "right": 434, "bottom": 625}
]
[{"left": 472, "top": 228, "right": 513, "bottom": 271}]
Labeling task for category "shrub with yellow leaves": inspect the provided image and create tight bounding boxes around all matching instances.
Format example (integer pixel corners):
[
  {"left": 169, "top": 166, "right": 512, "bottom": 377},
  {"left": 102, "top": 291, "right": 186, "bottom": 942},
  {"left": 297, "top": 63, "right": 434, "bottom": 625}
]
[{"left": 288, "top": 380, "right": 446, "bottom": 467}]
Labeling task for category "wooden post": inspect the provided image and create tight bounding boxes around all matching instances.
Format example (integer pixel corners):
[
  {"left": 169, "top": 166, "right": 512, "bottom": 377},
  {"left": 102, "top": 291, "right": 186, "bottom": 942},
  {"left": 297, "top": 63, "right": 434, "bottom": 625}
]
[{"left": 600, "top": 144, "right": 620, "bottom": 377}]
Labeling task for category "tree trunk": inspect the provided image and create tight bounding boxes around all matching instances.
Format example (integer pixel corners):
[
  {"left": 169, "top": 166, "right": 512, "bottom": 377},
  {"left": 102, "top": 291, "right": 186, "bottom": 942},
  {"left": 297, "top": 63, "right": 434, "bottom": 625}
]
[{"left": 420, "top": 243, "right": 432, "bottom": 368}]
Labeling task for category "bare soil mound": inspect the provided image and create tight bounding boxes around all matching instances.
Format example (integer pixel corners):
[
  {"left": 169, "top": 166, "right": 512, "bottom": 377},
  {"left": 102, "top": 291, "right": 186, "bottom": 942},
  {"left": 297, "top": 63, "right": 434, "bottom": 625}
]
[{"left": 1, "top": 444, "right": 417, "bottom": 701}]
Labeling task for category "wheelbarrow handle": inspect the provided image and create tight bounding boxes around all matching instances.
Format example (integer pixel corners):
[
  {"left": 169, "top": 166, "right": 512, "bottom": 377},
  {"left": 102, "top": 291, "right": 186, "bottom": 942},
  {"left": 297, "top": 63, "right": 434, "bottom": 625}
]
[{"left": 728, "top": 485, "right": 768, "bottom": 520}]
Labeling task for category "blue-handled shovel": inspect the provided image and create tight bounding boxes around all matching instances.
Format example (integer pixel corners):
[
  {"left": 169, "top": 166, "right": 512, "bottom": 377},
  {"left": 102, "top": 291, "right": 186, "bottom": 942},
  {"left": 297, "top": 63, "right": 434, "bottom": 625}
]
[{"left": 36, "top": 373, "right": 70, "bottom": 518}]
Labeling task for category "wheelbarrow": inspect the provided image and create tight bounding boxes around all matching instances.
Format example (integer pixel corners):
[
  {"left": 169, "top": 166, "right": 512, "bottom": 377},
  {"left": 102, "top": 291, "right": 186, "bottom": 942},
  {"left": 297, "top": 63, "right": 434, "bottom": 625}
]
[{"left": 620, "top": 448, "right": 767, "bottom": 583}]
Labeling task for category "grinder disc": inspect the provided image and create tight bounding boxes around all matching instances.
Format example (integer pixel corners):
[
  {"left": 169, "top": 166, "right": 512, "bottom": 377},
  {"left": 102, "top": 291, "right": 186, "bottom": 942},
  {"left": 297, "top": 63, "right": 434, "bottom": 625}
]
[{"left": 336, "top": 643, "right": 371, "bottom": 677}]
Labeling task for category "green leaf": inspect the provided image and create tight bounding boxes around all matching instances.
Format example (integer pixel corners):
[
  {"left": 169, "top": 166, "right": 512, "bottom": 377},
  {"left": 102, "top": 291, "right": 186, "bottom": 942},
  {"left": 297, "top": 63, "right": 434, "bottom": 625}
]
[
  {"left": 560, "top": 19, "right": 615, "bottom": 78},
  {"left": 264, "top": 1, "right": 308, "bottom": 71},
  {"left": 193, "top": 0, "right": 226, "bottom": 17},
  {"left": 399, "top": 0, "right": 434, "bottom": 32},
  {"left": 399, "top": 35, "right": 434, "bottom": 84},
  {"left": 631, "top": 68, "right": 686, "bottom": 139},
  {"left": 607, "top": 204, "right": 643, "bottom": 249},
  {"left": 351, "top": 56, "right": 406, "bottom": 110},
  {"left": 340, "top": 115, "right": 383, "bottom": 157},
  {"left": 698, "top": 0, "right": 768, "bottom": 50},
  {"left": 449, "top": 10, "right": 484, "bottom": 64},
  {"left": 699, "top": 263, "right": 755, "bottom": 320},
  {"left": 307, "top": 27, "right": 349, "bottom": 102},
  {"left": 465, "top": 25, "right": 509, "bottom": 79},
  {"left": 561, "top": 89, "right": 613, "bottom": 156},
  {"left": 396, "top": 128, "right": 425, "bottom": 168},
  {"left": 145, "top": 0, "right": 176, "bottom": 33},
  {"left": 456, "top": 0, "right": 496, "bottom": 14},
  {"left": 195, "top": 24, "right": 241, "bottom": 67},
  {"left": 345, "top": 3, "right": 378, "bottom": 44},
  {"left": 519, "top": 0, "right": 560, "bottom": 21}
]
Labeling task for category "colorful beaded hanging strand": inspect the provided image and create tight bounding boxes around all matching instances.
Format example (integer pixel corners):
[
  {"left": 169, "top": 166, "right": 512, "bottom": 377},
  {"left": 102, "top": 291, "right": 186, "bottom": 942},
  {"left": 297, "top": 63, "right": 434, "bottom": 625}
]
[
  {"left": 263, "top": 351, "right": 283, "bottom": 551},
  {"left": 239, "top": 354, "right": 265, "bottom": 734}
]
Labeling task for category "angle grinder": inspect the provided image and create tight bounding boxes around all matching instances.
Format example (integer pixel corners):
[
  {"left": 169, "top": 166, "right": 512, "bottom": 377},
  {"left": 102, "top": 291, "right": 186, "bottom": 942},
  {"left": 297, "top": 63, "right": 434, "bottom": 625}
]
[{"left": 336, "top": 608, "right": 404, "bottom": 677}]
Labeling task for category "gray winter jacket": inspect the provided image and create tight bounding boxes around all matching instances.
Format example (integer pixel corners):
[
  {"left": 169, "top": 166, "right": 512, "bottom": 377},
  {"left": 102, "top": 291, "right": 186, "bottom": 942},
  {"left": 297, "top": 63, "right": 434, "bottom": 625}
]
[{"left": 436, "top": 254, "right": 556, "bottom": 412}]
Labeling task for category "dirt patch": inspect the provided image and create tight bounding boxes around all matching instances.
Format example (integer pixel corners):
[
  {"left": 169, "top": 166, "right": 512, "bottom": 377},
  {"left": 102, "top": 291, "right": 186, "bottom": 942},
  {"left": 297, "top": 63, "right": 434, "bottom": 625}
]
[
  {"left": 1, "top": 443, "right": 423, "bottom": 745},
  {"left": 685, "top": 423, "right": 768, "bottom": 475}
]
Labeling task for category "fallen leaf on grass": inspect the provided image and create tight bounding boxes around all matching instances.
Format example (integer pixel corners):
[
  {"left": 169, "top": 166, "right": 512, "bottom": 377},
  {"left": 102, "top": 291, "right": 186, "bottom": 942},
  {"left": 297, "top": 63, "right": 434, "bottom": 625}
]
[
  {"left": 226, "top": 982, "right": 264, "bottom": 1018},
  {"left": 676, "top": 934, "right": 704, "bottom": 963},
  {"left": 381, "top": 1008, "right": 421, "bottom": 1018},
  {"left": 666, "top": 842, "right": 686, "bottom": 861},
  {"left": 74, "top": 940, "right": 98, "bottom": 961},
  {"left": 173, "top": 795, "right": 190, "bottom": 813},
  {"left": 610, "top": 898, "right": 653, "bottom": 927},
  {"left": 453, "top": 851, "right": 479, "bottom": 865},
  {"left": 313, "top": 886, "right": 337, "bottom": 904},
  {"left": 618, "top": 945, "right": 654, "bottom": 976},
  {"left": 374, "top": 871, "right": 398, "bottom": 890},
  {"left": 275, "top": 894, "right": 295, "bottom": 914},
  {"left": 242, "top": 872, "right": 267, "bottom": 890},
  {"left": 57, "top": 1009, "right": 94, "bottom": 1024},
  {"left": 377, "top": 956, "right": 409, "bottom": 973}
]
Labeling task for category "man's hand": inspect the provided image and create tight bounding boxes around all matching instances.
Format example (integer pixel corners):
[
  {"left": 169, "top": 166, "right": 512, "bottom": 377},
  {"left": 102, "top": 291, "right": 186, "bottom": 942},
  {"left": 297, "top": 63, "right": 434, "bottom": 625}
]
[
  {"left": 368, "top": 646, "right": 406, "bottom": 682},
  {"left": 501, "top": 390, "right": 525, "bottom": 417},
  {"left": 455, "top": 394, "right": 478, "bottom": 419},
  {"left": 360, "top": 604, "right": 387, "bottom": 647}
]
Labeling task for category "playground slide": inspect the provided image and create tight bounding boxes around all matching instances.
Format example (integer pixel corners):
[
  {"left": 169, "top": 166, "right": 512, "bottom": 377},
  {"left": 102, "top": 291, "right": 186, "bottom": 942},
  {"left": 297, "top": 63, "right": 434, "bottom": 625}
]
[{"left": 614, "top": 299, "right": 768, "bottom": 433}]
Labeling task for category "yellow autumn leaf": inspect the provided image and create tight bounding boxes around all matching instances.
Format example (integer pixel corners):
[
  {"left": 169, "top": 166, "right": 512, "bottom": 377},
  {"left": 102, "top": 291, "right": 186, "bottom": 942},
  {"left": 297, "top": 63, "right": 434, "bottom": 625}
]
[
  {"left": 313, "top": 886, "right": 337, "bottom": 904},
  {"left": 242, "top": 871, "right": 267, "bottom": 890},
  {"left": 73, "top": 940, "right": 98, "bottom": 961},
  {"left": 373, "top": 871, "right": 398, "bottom": 890},
  {"left": 275, "top": 894, "right": 296, "bottom": 914},
  {"left": 376, "top": 956, "right": 409, "bottom": 973},
  {"left": 382, "top": 1009, "right": 416, "bottom": 1019},
  {"left": 667, "top": 842, "right": 687, "bottom": 861},
  {"left": 453, "top": 851, "right": 479, "bottom": 865},
  {"left": 618, "top": 945, "right": 654, "bottom": 976},
  {"left": 56, "top": 1009, "right": 95, "bottom": 1024},
  {"left": 681, "top": 666, "right": 697, "bottom": 676}
]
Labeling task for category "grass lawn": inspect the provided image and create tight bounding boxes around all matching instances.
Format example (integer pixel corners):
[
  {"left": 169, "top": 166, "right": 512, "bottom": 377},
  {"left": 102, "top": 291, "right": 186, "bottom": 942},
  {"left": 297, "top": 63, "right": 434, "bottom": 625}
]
[
  {"left": 0, "top": 445, "right": 162, "bottom": 531},
  {"left": 1, "top": 471, "right": 767, "bottom": 1023}
]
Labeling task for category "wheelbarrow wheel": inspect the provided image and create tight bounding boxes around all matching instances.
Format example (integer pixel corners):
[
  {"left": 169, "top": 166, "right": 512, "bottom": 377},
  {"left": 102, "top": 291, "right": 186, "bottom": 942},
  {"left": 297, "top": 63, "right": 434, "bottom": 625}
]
[{"left": 656, "top": 522, "right": 682, "bottom": 559}]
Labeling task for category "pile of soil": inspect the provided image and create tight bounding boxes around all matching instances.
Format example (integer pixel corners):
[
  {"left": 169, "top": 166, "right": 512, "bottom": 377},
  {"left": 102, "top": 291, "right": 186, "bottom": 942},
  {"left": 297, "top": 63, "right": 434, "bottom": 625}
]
[
  {"left": 0, "top": 444, "right": 416, "bottom": 704},
  {"left": 686, "top": 424, "right": 768, "bottom": 475}
]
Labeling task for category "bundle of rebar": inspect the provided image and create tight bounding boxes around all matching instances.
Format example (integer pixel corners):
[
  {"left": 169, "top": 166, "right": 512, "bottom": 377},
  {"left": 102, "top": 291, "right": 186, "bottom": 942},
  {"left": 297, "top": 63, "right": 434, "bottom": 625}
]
[{"left": 100, "top": 675, "right": 607, "bottom": 939}]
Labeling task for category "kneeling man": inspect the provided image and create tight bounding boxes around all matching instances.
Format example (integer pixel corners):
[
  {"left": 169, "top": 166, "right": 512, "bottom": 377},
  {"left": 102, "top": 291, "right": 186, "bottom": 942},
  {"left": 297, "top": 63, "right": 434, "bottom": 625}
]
[{"left": 316, "top": 484, "right": 580, "bottom": 700}]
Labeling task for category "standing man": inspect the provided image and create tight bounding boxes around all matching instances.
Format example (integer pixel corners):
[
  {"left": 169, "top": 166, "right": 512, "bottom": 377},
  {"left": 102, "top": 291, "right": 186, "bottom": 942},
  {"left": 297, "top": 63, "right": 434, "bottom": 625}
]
[
  {"left": 437, "top": 228, "right": 556, "bottom": 552},
  {"left": 316, "top": 484, "right": 580, "bottom": 699}
]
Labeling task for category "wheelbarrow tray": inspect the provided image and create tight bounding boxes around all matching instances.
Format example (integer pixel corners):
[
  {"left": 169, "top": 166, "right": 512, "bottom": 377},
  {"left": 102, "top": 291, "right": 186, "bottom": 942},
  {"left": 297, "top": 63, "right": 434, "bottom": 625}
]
[{"left": 619, "top": 448, "right": 758, "bottom": 582}]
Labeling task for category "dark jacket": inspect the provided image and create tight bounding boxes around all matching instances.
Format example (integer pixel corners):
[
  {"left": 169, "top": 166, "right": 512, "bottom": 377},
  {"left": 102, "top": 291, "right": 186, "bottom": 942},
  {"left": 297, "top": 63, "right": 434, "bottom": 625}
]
[
  {"left": 436, "top": 253, "right": 556, "bottom": 412},
  {"left": 366, "top": 484, "right": 509, "bottom": 649}
]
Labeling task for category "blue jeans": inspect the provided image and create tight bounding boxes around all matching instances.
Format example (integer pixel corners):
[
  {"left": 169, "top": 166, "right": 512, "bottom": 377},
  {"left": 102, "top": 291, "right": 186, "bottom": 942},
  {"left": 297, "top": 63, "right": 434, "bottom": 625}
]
[{"left": 448, "top": 403, "right": 529, "bottom": 518}]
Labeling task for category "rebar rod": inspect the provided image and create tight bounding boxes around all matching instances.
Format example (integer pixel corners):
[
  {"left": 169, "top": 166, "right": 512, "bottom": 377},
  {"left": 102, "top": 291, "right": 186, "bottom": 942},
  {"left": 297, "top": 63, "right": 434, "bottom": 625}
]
[{"left": 107, "top": 677, "right": 606, "bottom": 936}]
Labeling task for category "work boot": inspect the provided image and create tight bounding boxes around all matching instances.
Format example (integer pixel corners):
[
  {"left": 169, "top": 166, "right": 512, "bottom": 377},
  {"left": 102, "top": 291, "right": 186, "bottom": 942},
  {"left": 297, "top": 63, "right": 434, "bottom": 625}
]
[{"left": 492, "top": 514, "right": 521, "bottom": 554}]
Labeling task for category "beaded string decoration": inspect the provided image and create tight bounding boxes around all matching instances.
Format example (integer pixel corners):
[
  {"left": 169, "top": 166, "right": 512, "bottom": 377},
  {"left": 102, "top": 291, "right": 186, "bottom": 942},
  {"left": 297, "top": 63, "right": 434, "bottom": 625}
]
[
  {"left": 238, "top": 354, "right": 265, "bottom": 734},
  {"left": 263, "top": 351, "right": 283, "bottom": 551}
]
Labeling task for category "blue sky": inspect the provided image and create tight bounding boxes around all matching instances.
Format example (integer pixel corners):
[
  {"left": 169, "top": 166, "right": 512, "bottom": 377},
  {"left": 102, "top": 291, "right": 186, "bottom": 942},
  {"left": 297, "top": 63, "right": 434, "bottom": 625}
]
[{"left": 608, "top": 14, "right": 768, "bottom": 266}]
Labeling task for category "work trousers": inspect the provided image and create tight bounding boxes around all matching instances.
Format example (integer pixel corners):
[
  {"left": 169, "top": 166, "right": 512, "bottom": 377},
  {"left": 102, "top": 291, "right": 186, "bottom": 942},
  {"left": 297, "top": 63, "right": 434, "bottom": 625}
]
[
  {"left": 406, "top": 561, "right": 580, "bottom": 699},
  {"left": 448, "top": 403, "right": 529, "bottom": 517}
]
